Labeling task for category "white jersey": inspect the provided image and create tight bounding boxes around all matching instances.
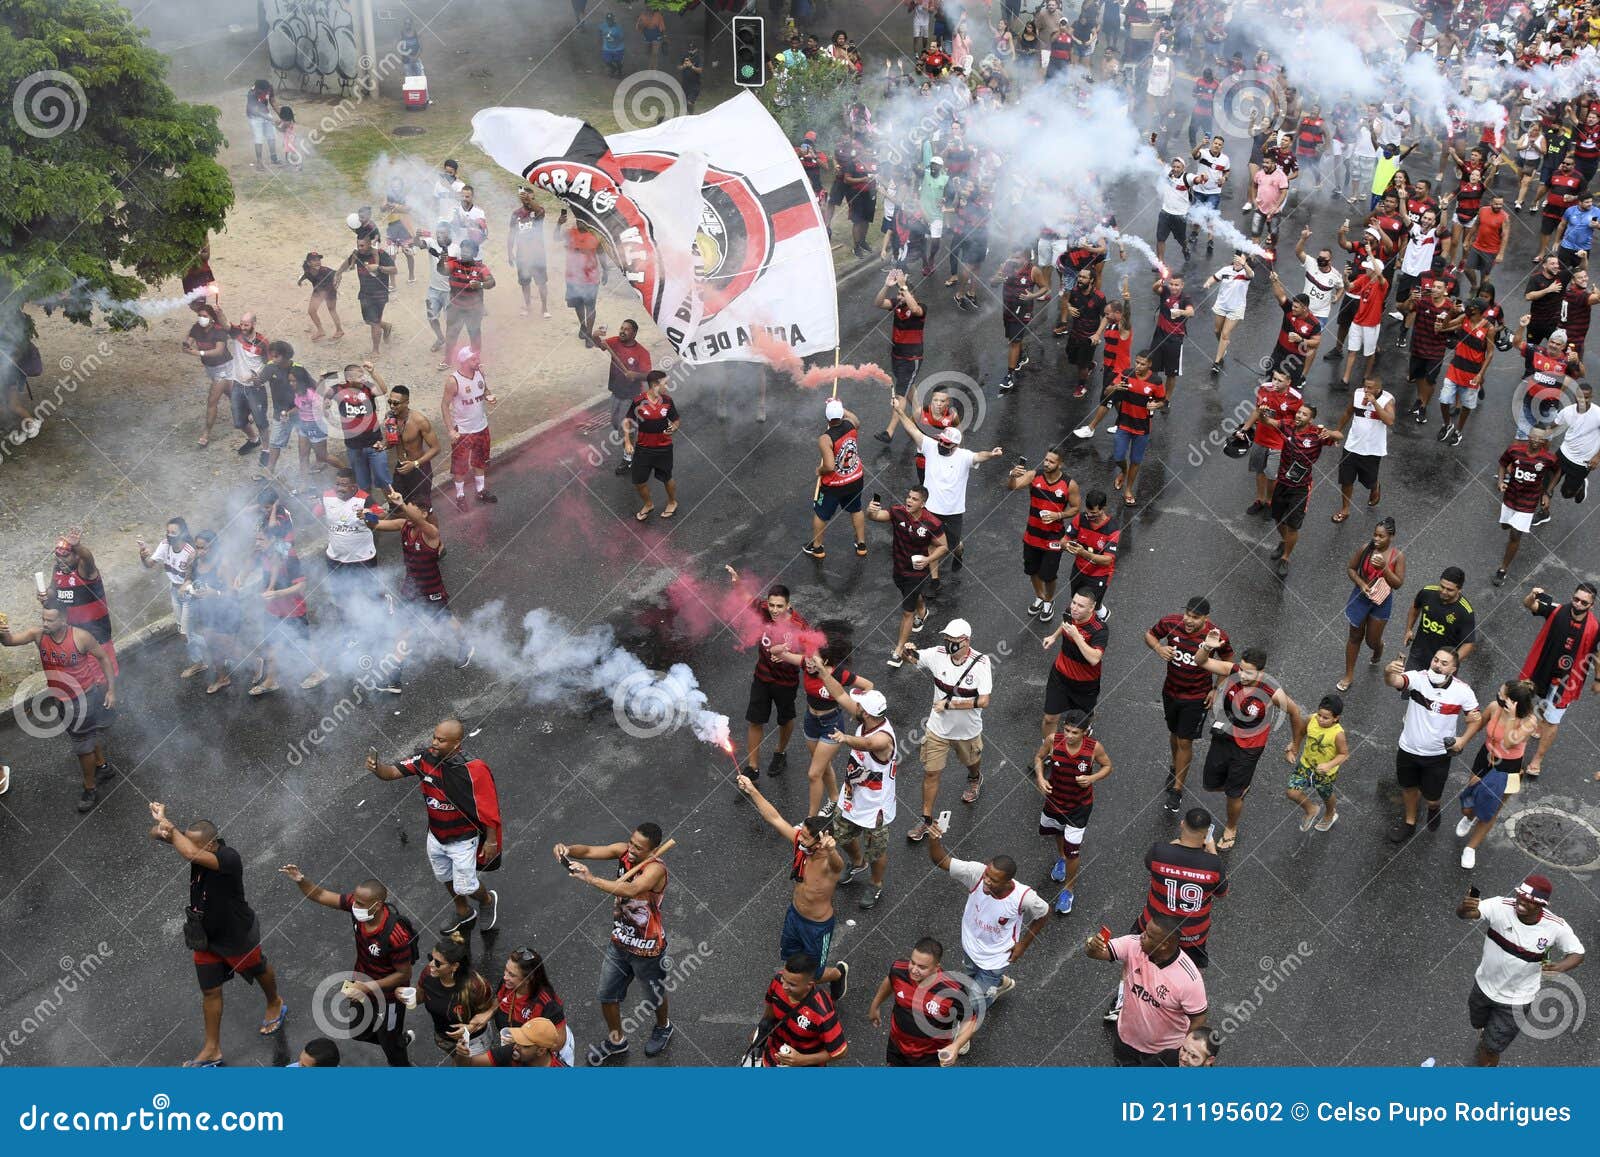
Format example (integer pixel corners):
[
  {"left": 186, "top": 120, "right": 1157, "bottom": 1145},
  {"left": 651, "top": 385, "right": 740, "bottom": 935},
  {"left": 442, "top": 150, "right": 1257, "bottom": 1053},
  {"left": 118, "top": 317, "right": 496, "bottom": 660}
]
[
  {"left": 1474, "top": 897, "right": 1585, "bottom": 1005},
  {"left": 1211, "top": 266, "right": 1251, "bottom": 315},
  {"left": 839, "top": 717, "right": 897, "bottom": 829},
  {"left": 1401, "top": 225, "right": 1440, "bottom": 277},
  {"left": 448, "top": 369, "right": 489, "bottom": 435},
  {"left": 916, "top": 646, "right": 993, "bottom": 741},
  {"left": 1555, "top": 402, "right": 1600, "bottom": 465},
  {"left": 1301, "top": 257, "right": 1345, "bottom": 319},
  {"left": 1158, "top": 172, "right": 1193, "bottom": 216},
  {"left": 1146, "top": 54, "right": 1173, "bottom": 97},
  {"left": 949, "top": 857, "right": 1046, "bottom": 970},
  {"left": 1343, "top": 389, "right": 1394, "bottom": 457},
  {"left": 1191, "top": 149, "right": 1231, "bottom": 196}
]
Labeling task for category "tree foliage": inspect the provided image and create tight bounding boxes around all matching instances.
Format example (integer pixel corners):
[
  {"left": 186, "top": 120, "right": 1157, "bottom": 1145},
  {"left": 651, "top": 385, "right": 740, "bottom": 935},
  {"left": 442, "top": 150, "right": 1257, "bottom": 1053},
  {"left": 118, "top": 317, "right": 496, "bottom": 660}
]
[
  {"left": 0, "top": 0, "right": 233, "bottom": 325},
  {"left": 755, "top": 56, "right": 858, "bottom": 144}
]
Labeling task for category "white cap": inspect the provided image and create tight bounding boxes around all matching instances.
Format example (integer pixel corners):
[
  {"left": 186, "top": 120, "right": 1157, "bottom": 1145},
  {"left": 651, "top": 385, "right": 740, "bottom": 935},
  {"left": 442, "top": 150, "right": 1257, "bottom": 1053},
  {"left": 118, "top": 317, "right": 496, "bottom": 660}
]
[
  {"left": 825, "top": 398, "right": 845, "bottom": 420},
  {"left": 930, "top": 156, "right": 944, "bottom": 166},
  {"left": 942, "top": 618, "right": 972, "bottom": 639},
  {"left": 939, "top": 427, "right": 963, "bottom": 446},
  {"left": 853, "top": 689, "right": 888, "bottom": 717},
  {"left": 1550, "top": 328, "right": 1569, "bottom": 345},
  {"left": 346, "top": 212, "right": 363, "bottom": 230}
]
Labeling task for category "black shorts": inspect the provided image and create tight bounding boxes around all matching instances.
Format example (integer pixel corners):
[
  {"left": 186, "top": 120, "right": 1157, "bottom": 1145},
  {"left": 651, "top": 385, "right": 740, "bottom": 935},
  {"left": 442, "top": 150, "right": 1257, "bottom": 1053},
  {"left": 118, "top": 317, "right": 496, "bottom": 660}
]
[
  {"left": 1163, "top": 694, "right": 1208, "bottom": 740},
  {"left": 1202, "top": 733, "right": 1264, "bottom": 798},
  {"left": 394, "top": 461, "right": 434, "bottom": 509},
  {"left": 1148, "top": 332, "right": 1183, "bottom": 377},
  {"left": 1337, "top": 450, "right": 1381, "bottom": 489},
  {"left": 847, "top": 191, "right": 878, "bottom": 225},
  {"left": 1267, "top": 343, "right": 1307, "bottom": 383},
  {"left": 1540, "top": 213, "right": 1562, "bottom": 237},
  {"left": 1068, "top": 570, "right": 1108, "bottom": 604},
  {"left": 1155, "top": 211, "right": 1189, "bottom": 245},
  {"left": 1395, "top": 747, "right": 1451, "bottom": 801},
  {"left": 1558, "top": 244, "right": 1585, "bottom": 270},
  {"left": 1407, "top": 353, "right": 1444, "bottom": 383},
  {"left": 631, "top": 446, "right": 673, "bottom": 483},
  {"left": 894, "top": 572, "right": 929, "bottom": 613},
  {"left": 891, "top": 356, "right": 921, "bottom": 395},
  {"left": 934, "top": 511, "right": 964, "bottom": 553},
  {"left": 1269, "top": 484, "right": 1309, "bottom": 530},
  {"left": 1337, "top": 295, "right": 1360, "bottom": 328},
  {"left": 1003, "top": 308, "right": 1033, "bottom": 342},
  {"left": 359, "top": 296, "right": 388, "bottom": 325},
  {"left": 192, "top": 936, "right": 268, "bottom": 991},
  {"left": 886, "top": 1042, "right": 942, "bottom": 1067},
  {"left": 745, "top": 676, "right": 798, "bottom": 726},
  {"left": 1066, "top": 334, "right": 1096, "bottom": 367},
  {"left": 1464, "top": 247, "right": 1497, "bottom": 277},
  {"left": 1468, "top": 982, "right": 1524, "bottom": 1056},
  {"left": 1022, "top": 541, "right": 1065, "bottom": 583},
  {"left": 1044, "top": 666, "right": 1100, "bottom": 717},
  {"left": 828, "top": 177, "right": 849, "bottom": 206},
  {"left": 1112, "top": 1033, "right": 1180, "bottom": 1067},
  {"left": 956, "top": 234, "right": 988, "bottom": 267}
]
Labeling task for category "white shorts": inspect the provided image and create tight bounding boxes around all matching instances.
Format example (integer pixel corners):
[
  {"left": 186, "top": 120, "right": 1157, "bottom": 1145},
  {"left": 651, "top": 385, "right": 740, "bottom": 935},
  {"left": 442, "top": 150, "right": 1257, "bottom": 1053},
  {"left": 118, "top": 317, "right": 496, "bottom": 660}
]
[
  {"left": 1498, "top": 504, "right": 1533, "bottom": 534},
  {"left": 928, "top": 218, "right": 944, "bottom": 240},
  {"left": 426, "top": 831, "right": 481, "bottom": 895},
  {"left": 1214, "top": 305, "right": 1245, "bottom": 323},
  {"left": 1039, "top": 809, "right": 1089, "bottom": 848},
  {"left": 1349, "top": 323, "right": 1381, "bottom": 356},
  {"left": 1538, "top": 684, "right": 1569, "bottom": 724},
  {"left": 1037, "top": 238, "right": 1069, "bottom": 270}
]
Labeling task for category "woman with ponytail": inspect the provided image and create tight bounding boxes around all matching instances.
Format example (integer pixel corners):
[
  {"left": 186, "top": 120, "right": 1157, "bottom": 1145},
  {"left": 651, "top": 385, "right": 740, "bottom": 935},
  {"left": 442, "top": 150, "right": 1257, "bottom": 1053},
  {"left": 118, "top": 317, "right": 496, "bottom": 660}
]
[
  {"left": 1456, "top": 680, "right": 1541, "bottom": 869},
  {"left": 1338, "top": 516, "right": 1406, "bottom": 691}
]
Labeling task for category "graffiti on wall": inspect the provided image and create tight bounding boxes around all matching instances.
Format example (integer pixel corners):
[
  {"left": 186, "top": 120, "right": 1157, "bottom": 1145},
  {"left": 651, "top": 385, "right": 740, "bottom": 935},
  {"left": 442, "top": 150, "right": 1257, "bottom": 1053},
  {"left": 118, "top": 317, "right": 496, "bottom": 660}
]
[{"left": 263, "top": 0, "right": 361, "bottom": 93}]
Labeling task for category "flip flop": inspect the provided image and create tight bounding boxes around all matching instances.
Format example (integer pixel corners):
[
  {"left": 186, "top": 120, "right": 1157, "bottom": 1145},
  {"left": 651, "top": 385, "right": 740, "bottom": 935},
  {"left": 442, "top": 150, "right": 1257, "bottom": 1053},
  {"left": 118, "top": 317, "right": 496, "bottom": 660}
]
[
  {"left": 1124, "top": 493, "right": 1137, "bottom": 507},
  {"left": 1112, "top": 471, "right": 1124, "bottom": 491},
  {"left": 247, "top": 683, "right": 279, "bottom": 697},
  {"left": 0, "top": 764, "right": 10, "bottom": 795},
  {"left": 1523, "top": 765, "right": 1541, "bottom": 780},
  {"left": 1216, "top": 830, "right": 1237, "bottom": 850},
  {"left": 1367, "top": 488, "right": 1382, "bottom": 507},
  {"left": 182, "top": 1058, "right": 224, "bottom": 1068},
  {"left": 660, "top": 505, "right": 678, "bottom": 520},
  {"left": 196, "top": 435, "right": 210, "bottom": 447},
  {"left": 1336, "top": 678, "right": 1353, "bottom": 692},
  {"left": 259, "top": 1004, "right": 289, "bottom": 1035},
  {"left": 1330, "top": 509, "right": 1350, "bottom": 523},
  {"left": 635, "top": 508, "right": 654, "bottom": 522}
]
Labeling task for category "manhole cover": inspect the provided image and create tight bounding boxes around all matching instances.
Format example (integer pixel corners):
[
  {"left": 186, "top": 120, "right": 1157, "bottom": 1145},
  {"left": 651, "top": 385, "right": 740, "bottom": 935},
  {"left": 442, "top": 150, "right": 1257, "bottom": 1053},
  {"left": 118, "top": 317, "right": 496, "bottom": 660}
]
[
  {"left": 391, "top": 125, "right": 425, "bottom": 137},
  {"left": 1504, "top": 805, "right": 1600, "bottom": 871}
]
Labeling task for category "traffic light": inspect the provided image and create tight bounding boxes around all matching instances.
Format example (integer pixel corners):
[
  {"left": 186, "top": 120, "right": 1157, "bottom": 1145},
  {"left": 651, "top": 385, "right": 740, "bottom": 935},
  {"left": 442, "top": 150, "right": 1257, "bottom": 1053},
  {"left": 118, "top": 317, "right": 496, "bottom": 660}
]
[{"left": 733, "top": 15, "right": 765, "bottom": 89}]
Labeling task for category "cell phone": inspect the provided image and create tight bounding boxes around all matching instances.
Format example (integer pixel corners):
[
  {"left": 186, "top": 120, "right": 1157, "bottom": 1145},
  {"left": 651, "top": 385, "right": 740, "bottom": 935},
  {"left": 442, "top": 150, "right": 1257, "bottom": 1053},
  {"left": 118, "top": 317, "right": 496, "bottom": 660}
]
[
  {"left": 935, "top": 809, "right": 951, "bottom": 832},
  {"left": 368, "top": 745, "right": 378, "bottom": 763},
  {"left": 559, "top": 853, "right": 577, "bottom": 874},
  {"left": 1016, "top": 454, "right": 1028, "bottom": 467},
  {"left": 871, "top": 492, "right": 882, "bottom": 506},
  {"left": 1098, "top": 925, "right": 1113, "bottom": 944},
  {"left": 1468, "top": 885, "right": 1480, "bottom": 899}
]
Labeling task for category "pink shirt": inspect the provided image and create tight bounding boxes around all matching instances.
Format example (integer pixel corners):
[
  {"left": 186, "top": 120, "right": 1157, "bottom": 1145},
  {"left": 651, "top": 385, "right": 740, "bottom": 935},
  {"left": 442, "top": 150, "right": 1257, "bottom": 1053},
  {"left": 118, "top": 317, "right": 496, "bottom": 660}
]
[
  {"left": 1252, "top": 168, "right": 1289, "bottom": 216},
  {"left": 1109, "top": 935, "right": 1207, "bottom": 1054}
]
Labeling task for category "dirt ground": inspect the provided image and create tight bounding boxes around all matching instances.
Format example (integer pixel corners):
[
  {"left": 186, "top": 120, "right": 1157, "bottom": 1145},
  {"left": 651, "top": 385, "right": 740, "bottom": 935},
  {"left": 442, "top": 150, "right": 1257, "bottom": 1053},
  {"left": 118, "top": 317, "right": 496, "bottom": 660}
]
[{"left": 1, "top": 0, "right": 753, "bottom": 696}]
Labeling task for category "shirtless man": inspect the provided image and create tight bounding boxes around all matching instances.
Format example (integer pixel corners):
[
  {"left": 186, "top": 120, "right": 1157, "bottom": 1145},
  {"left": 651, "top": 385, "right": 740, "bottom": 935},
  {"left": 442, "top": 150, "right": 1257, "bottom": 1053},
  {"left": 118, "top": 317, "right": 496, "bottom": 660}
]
[
  {"left": 735, "top": 773, "right": 851, "bottom": 998},
  {"left": 385, "top": 385, "right": 442, "bottom": 511}
]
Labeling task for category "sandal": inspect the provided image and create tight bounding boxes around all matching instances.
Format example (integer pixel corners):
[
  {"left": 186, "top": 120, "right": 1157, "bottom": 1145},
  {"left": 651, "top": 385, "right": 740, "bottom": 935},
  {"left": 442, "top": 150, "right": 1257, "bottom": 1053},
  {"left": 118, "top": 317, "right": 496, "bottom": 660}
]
[
  {"left": 1330, "top": 509, "right": 1350, "bottom": 523},
  {"left": 182, "top": 1058, "right": 224, "bottom": 1068},
  {"left": 248, "top": 682, "right": 279, "bottom": 697},
  {"left": 205, "top": 677, "right": 231, "bottom": 695},
  {"left": 1335, "top": 678, "right": 1353, "bottom": 692},
  {"left": 1216, "top": 829, "right": 1237, "bottom": 850},
  {"left": 1367, "top": 486, "right": 1382, "bottom": 507},
  {"left": 1124, "top": 493, "right": 1137, "bottom": 507},
  {"left": 1112, "top": 471, "right": 1124, "bottom": 491},
  {"left": 196, "top": 435, "right": 210, "bottom": 447},
  {"left": 961, "top": 776, "right": 982, "bottom": 804},
  {"left": 259, "top": 1003, "right": 289, "bottom": 1035},
  {"left": 660, "top": 505, "right": 678, "bottom": 519},
  {"left": 635, "top": 507, "right": 654, "bottom": 522},
  {"left": 0, "top": 764, "right": 9, "bottom": 796},
  {"left": 1523, "top": 764, "right": 1541, "bottom": 780}
]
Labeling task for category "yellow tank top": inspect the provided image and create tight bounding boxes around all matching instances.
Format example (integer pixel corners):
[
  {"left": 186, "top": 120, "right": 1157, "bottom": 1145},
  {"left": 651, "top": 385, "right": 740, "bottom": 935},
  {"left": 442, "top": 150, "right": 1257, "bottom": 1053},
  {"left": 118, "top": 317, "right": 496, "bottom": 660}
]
[{"left": 1300, "top": 716, "right": 1342, "bottom": 770}]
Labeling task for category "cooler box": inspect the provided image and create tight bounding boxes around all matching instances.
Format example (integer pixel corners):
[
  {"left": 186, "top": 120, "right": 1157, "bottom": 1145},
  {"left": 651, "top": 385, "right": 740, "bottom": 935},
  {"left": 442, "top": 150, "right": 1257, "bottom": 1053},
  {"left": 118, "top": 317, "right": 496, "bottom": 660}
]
[{"left": 403, "top": 73, "right": 429, "bottom": 109}]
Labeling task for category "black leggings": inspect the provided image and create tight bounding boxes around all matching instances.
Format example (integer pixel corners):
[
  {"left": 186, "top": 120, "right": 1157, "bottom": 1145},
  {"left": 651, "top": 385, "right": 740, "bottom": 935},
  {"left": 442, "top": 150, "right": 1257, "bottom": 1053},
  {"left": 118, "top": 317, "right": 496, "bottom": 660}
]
[{"left": 1558, "top": 454, "right": 1591, "bottom": 501}]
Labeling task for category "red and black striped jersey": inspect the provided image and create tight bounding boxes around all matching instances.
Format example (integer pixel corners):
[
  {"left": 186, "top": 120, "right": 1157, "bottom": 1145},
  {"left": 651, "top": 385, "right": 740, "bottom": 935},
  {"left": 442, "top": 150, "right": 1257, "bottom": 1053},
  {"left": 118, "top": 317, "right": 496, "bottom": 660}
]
[
  {"left": 1408, "top": 295, "right": 1459, "bottom": 360},
  {"left": 401, "top": 522, "right": 448, "bottom": 604},
  {"left": 1276, "top": 303, "right": 1322, "bottom": 353},
  {"left": 890, "top": 304, "right": 925, "bottom": 359},
  {"left": 1149, "top": 615, "right": 1232, "bottom": 700},
  {"left": 397, "top": 749, "right": 496, "bottom": 845},
  {"left": 1043, "top": 732, "right": 1100, "bottom": 812},
  {"left": 1052, "top": 615, "right": 1108, "bottom": 683},
  {"left": 1274, "top": 424, "right": 1333, "bottom": 492},
  {"left": 752, "top": 604, "right": 809, "bottom": 687},
  {"left": 496, "top": 981, "right": 566, "bottom": 1029},
  {"left": 1066, "top": 287, "right": 1106, "bottom": 338},
  {"left": 1543, "top": 170, "right": 1584, "bottom": 221},
  {"left": 627, "top": 395, "right": 678, "bottom": 448},
  {"left": 1107, "top": 375, "right": 1166, "bottom": 436},
  {"left": 1001, "top": 260, "right": 1040, "bottom": 309},
  {"left": 762, "top": 976, "right": 846, "bottom": 1064},
  {"left": 886, "top": 961, "right": 968, "bottom": 1057},
  {"left": 1138, "top": 841, "right": 1229, "bottom": 949},
  {"left": 1446, "top": 319, "right": 1492, "bottom": 386},
  {"left": 1192, "top": 75, "right": 1220, "bottom": 117},
  {"left": 53, "top": 568, "right": 113, "bottom": 645},
  {"left": 340, "top": 897, "right": 418, "bottom": 990},
  {"left": 802, "top": 663, "right": 857, "bottom": 713},
  {"left": 1294, "top": 116, "right": 1326, "bottom": 155},
  {"left": 1154, "top": 289, "right": 1193, "bottom": 336},
  {"left": 1067, "top": 513, "right": 1119, "bottom": 579},
  {"left": 1101, "top": 320, "right": 1132, "bottom": 372},
  {"left": 1499, "top": 443, "right": 1559, "bottom": 513},
  {"left": 1023, "top": 473, "right": 1073, "bottom": 549},
  {"left": 889, "top": 504, "right": 944, "bottom": 579}
]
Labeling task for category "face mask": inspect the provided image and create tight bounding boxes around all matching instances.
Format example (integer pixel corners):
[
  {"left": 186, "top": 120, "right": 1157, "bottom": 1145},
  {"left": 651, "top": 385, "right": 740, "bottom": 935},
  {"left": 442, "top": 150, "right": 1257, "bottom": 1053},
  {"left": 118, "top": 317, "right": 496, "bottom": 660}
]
[
  {"left": 351, "top": 905, "right": 375, "bottom": 922},
  {"left": 1427, "top": 670, "right": 1451, "bottom": 687},
  {"left": 945, "top": 638, "right": 963, "bottom": 656}
]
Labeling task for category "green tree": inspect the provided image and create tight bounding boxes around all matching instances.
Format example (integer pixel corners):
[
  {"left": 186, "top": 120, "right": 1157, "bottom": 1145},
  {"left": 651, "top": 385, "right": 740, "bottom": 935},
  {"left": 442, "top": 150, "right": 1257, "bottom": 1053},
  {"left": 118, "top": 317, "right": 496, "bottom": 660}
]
[
  {"left": 755, "top": 55, "right": 857, "bottom": 144},
  {"left": 0, "top": 0, "right": 233, "bottom": 335}
]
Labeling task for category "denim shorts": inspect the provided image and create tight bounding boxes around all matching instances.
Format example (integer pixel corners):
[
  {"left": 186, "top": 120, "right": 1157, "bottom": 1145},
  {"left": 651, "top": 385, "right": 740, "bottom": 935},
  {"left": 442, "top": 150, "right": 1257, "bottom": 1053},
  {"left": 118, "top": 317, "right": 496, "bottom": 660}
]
[
  {"left": 803, "top": 708, "right": 843, "bottom": 742},
  {"left": 596, "top": 940, "right": 668, "bottom": 1006}
]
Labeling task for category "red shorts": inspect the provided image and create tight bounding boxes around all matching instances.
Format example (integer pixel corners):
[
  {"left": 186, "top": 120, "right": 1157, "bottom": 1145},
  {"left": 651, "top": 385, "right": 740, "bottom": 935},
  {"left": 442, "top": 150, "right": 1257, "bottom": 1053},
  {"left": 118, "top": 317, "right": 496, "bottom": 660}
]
[
  {"left": 193, "top": 943, "right": 267, "bottom": 989},
  {"left": 451, "top": 429, "right": 491, "bottom": 475}
]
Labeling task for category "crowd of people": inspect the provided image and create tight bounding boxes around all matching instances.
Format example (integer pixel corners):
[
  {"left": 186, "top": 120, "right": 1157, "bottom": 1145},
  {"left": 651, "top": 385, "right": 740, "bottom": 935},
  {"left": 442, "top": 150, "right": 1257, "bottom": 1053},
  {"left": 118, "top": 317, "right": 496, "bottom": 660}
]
[{"left": 4, "top": 0, "right": 1598, "bottom": 1072}]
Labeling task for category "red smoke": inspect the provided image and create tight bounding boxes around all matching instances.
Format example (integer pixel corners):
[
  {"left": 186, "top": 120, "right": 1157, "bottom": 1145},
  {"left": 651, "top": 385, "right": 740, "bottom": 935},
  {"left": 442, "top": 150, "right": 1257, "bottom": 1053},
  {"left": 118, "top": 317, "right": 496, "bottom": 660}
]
[
  {"left": 751, "top": 331, "right": 891, "bottom": 391},
  {"left": 665, "top": 571, "right": 827, "bottom": 656}
]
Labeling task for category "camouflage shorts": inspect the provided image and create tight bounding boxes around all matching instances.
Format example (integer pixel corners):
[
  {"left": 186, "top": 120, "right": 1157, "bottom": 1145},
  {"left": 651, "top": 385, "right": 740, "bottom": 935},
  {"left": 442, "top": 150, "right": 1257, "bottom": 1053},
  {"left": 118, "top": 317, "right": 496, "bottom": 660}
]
[
  {"left": 1288, "top": 761, "right": 1339, "bottom": 802},
  {"left": 830, "top": 811, "right": 889, "bottom": 861}
]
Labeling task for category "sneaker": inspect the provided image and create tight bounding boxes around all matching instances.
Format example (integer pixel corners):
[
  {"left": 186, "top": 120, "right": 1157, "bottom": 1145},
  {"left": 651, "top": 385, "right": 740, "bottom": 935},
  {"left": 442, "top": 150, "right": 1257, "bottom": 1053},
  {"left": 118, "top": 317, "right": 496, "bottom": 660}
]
[
  {"left": 1037, "top": 600, "right": 1054, "bottom": 621},
  {"left": 1050, "top": 857, "right": 1067, "bottom": 883},
  {"left": 1054, "top": 888, "right": 1074, "bottom": 915},
  {"left": 1323, "top": 346, "right": 1343, "bottom": 363},
  {"left": 1388, "top": 820, "right": 1417, "bottom": 844},
  {"left": 1073, "top": 424, "right": 1095, "bottom": 439},
  {"left": 1163, "top": 787, "right": 1182, "bottom": 813},
  {"left": 907, "top": 817, "right": 931, "bottom": 842},
  {"left": 886, "top": 654, "right": 904, "bottom": 669},
  {"left": 840, "top": 862, "right": 869, "bottom": 886},
  {"left": 802, "top": 542, "right": 826, "bottom": 559},
  {"left": 1436, "top": 425, "right": 1453, "bottom": 443},
  {"left": 1246, "top": 500, "right": 1267, "bottom": 516},
  {"left": 1446, "top": 427, "right": 1463, "bottom": 447},
  {"left": 95, "top": 762, "right": 117, "bottom": 783},
  {"left": 1492, "top": 568, "right": 1508, "bottom": 587},
  {"left": 1103, "top": 1003, "right": 1121, "bottom": 1024},
  {"left": 767, "top": 751, "right": 788, "bottom": 776},
  {"left": 644, "top": 1023, "right": 675, "bottom": 1057},
  {"left": 1270, "top": 541, "right": 1286, "bottom": 560},
  {"left": 873, "top": 431, "right": 893, "bottom": 445},
  {"left": 452, "top": 492, "right": 469, "bottom": 512},
  {"left": 475, "top": 490, "right": 498, "bottom": 504},
  {"left": 1210, "top": 361, "right": 1223, "bottom": 376},
  {"left": 858, "top": 887, "right": 883, "bottom": 910},
  {"left": 1426, "top": 808, "right": 1442, "bottom": 832},
  {"left": 235, "top": 439, "right": 261, "bottom": 456},
  {"left": 991, "top": 975, "right": 1016, "bottom": 1002},
  {"left": 1396, "top": 333, "right": 1409, "bottom": 349},
  {"left": 1388, "top": 309, "right": 1405, "bottom": 321},
  {"left": 614, "top": 461, "right": 632, "bottom": 475},
  {"left": 1414, "top": 408, "right": 1427, "bottom": 425},
  {"left": 829, "top": 961, "right": 850, "bottom": 1000},
  {"left": 1016, "top": 355, "right": 1032, "bottom": 372},
  {"left": 1028, "top": 598, "right": 1044, "bottom": 616},
  {"left": 442, "top": 911, "right": 478, "bottom": 937},
  {"left": 455, "top": 642, "right": 475, "bottom": 669},
  {"left": 22, "top": 418, "right": 42, "bottom": 439},
  {"left": 1532, "top": 507, "right": 1553, "bottom": 527},
  {"left": 587, "top": 1037, "right": 629, "bottom": 1065},
  {"left": 480, "top": 889, "right": 499, "bottom": 931},
  {"left": 1276, "top": 558, "right": 1290, "bottom": 578},
  {"left": 1095, "top": 604, "right": 1110, "bottom": 624},
  {"left": 1073, "top": 384, "right": 1087, "bottom": 399},
  {"left": 855, "top": 541, "right": 868, "bottom": 557},
  {"left": 909, "top": 610, "right": 924, "bottom": 630},
  {"left": 928, "top": 577, "right": 942, "bottom": 596},
  {"left": 403, "top": 1029, "right": 415, "bottom": 1048},
  {"left": 999, "top": 376, "right": 1015, "bottom": 395},
  {"left": 76, "top": 787, "right": 99, "bottom": 813},
  {"left": 817, "top": 799, "right": 836, "bottom": 819},
  {"left": 1455, "top": 815, "right": 1475, "bottom": 838},
  {"left": 1460, "top": 846, "right": 1477, "bottom": 869}
]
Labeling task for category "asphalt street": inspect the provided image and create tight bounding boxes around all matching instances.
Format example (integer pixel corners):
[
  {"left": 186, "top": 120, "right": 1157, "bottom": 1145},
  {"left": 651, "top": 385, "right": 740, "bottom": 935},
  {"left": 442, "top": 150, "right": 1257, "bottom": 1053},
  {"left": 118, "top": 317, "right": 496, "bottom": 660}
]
[{"left": 2, "top": 166, "right": 1599, "bottom": 1069}]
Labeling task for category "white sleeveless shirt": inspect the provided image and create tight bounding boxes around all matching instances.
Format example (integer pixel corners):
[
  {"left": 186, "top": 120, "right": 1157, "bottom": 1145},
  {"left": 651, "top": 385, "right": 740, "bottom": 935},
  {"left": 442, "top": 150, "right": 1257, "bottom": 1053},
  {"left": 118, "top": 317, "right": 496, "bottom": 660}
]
[
  {"left": 839, "top": 718, "right": 897, "bottom": 829},
  {"left": 449, "top": 369, "right": 489, "bottom": 434}
]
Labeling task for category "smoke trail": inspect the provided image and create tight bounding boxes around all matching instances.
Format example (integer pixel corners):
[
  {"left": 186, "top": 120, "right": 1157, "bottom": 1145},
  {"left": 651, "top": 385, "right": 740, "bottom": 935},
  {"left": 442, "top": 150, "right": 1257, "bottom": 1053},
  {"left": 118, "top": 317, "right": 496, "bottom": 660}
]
[
  {"left": 1183, "top": 207, "right": 1270, "bottom": 260},
  {"left": 750, "top": 330, "right": 892, "bottom": 390},
  {"left": 1091, "top": 225, "right": 1166, "bottom": 274}
]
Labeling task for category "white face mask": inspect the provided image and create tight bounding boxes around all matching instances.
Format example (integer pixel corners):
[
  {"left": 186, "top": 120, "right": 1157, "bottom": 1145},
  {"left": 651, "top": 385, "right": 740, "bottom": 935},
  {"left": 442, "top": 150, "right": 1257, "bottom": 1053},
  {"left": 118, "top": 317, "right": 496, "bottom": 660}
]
[
  {"left": 1427, "top": 670, "right": 1451, "bottom": 687},
  {"left": 351, "top": 905, "right": 375, "bottom": 922}
]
